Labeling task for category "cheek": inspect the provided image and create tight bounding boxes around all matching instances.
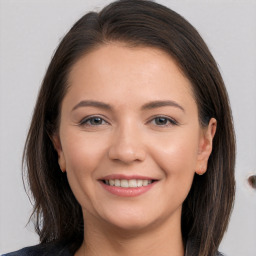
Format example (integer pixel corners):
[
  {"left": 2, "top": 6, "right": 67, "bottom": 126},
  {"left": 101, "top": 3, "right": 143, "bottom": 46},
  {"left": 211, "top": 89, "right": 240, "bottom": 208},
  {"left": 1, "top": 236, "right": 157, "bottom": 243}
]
[
  {"left": 148, "top": 131, "right": 199, "bottom": 196},
  {"left": 150, "top": 133, "right": 199, "bottom": 174},
  {"left": 142, "top": 133, "right": 198, "bottom": 219},
  {"left": 60, "top": 131, "right": 108, "bottom": 202},
  {"left": 59, "top": 135, "right": 107, "bottom": 218},
  {"left": 61, "top": 130, "right": 106, "bottom": 174}
]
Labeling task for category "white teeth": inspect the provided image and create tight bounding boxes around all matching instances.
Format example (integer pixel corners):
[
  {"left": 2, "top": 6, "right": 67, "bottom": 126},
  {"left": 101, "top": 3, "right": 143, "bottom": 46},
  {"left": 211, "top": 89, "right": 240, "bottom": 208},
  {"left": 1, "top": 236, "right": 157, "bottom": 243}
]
[
  {"left": 137, "top": 179, "right": 143, "bottom": 187},
  {"left": 104, "top": 179, "right": 154, "bottom": 187},
  {"left": 143, "top": 180, "right": 149, "bottom": 186},
  {"left": 115, "top": 179, "right": 121, "bottom": 187},
  {"left": 129, "top": 179, "right": 137, "bottom": 187},
  {"left": 121, "top": 179, "right": 129, "bottom": 187}
]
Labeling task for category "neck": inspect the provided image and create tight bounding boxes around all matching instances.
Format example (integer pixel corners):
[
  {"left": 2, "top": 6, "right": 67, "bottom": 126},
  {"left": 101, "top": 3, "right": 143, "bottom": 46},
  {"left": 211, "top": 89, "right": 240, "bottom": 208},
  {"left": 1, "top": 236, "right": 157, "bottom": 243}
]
[{"left": 77, "top": 210, "right": 184, "bottom": 256}]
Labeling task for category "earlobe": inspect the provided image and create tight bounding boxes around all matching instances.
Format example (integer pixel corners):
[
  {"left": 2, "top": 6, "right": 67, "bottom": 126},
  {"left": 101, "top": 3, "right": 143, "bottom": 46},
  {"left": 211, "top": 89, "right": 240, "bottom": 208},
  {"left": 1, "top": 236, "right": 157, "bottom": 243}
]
[
  {"left": 51, "top": 134, "right": 66, "bottom": 173},
  {"left": 196, "top": 118, "right": 217, "bottom": 175}
]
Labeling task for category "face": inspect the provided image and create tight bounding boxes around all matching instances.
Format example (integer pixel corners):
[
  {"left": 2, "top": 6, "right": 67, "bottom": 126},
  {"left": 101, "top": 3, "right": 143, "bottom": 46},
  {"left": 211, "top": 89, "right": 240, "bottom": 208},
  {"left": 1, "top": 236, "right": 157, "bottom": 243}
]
[{"left": 53, "top": 44, "right": 216, "bottom": 232}]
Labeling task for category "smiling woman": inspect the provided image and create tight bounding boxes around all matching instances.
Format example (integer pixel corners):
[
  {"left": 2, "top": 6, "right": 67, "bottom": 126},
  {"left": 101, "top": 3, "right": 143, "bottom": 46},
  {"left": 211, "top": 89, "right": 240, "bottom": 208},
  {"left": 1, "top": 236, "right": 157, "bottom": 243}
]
[
  {"left": 2, "top": 0, "right": 235, "bottom": 256},
  {"left": 54, "top": 44, "right": 217, "bottom": 241}
]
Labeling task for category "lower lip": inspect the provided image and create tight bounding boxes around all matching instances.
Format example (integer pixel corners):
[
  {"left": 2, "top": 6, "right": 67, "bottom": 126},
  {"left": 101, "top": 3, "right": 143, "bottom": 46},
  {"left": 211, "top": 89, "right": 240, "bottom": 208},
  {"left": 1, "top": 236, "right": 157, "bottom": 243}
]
[{"left": 99, "top": 181, "right": 157, "bottom": 197}]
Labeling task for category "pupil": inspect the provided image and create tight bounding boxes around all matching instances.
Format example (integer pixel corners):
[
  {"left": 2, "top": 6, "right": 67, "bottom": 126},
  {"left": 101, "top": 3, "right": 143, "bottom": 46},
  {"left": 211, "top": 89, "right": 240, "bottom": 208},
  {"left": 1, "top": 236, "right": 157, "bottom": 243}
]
[
  {"left": 156, "top": 117, "right": 167, "bottom": 125},
  {"left": 92, "top": 117, "right": 102, "bottom": 124}
]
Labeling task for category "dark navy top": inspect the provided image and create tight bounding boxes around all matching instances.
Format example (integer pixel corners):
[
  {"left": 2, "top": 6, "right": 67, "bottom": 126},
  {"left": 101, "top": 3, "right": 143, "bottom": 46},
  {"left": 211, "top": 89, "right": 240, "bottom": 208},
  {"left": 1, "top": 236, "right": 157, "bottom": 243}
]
[
  {"left": 2, "top": 241, "right": 223, "bottom": 256},
  {"left": 1, "top": 243, "right": 72, "bottom": 256}
]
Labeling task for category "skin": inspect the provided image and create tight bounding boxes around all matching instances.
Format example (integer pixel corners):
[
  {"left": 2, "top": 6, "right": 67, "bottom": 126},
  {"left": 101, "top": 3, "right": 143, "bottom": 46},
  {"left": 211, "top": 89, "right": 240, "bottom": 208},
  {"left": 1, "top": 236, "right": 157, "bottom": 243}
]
[{"left": 53, "top": 43, "right": 216, "bottom": 256}]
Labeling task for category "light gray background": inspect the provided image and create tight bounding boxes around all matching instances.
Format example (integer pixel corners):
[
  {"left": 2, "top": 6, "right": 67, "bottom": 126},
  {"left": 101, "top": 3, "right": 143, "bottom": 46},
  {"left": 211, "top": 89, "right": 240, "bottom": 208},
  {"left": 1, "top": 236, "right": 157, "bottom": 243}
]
[{"left": 0, "top": 0, "right": 256, "bottom": 255}]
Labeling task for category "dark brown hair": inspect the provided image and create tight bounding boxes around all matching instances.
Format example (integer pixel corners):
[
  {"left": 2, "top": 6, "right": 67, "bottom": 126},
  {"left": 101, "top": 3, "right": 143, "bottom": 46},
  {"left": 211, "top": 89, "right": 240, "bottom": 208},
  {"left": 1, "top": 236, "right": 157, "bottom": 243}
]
[{"left": 23, "top": 1, "right": 235, "bottom": 255}]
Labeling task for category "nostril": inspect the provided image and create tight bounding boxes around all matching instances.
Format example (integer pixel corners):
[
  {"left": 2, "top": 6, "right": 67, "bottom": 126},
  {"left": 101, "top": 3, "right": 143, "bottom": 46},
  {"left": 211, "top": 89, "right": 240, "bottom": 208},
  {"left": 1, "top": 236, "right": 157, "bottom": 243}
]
[
  {"left": 108, "top": 144, "right": 146, "bottom": 163},
  {"left": 248, "top": 175, "right": 256, "bottom": 189}
]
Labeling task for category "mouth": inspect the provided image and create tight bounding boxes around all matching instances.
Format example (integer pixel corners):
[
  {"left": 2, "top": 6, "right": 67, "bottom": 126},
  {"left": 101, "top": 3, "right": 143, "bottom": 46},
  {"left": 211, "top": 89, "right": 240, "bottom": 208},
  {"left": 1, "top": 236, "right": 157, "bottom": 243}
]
[
  {"left": 101, "top": 179, "right": 157, "bottom": 188},
  {"left": 98, "top": 175, "right": 158, "bottom": 197}
]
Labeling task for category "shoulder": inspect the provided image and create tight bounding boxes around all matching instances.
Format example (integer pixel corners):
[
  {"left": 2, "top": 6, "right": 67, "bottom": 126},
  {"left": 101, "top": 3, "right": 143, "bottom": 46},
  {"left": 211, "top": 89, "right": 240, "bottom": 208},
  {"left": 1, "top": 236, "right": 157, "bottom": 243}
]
[{"left": 2, "top": 243, "right": 72, "bottom": 256}]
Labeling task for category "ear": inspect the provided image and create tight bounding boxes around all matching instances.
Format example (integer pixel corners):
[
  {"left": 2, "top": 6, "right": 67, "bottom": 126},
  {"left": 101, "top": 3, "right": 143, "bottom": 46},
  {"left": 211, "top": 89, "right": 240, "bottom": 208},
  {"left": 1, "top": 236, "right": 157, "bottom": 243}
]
[
  {"left": 51, "top": 134, "right": 66, "bottom": 173},
  {"left": 196, "top": 118, "right": 217, "bottom": 175}
]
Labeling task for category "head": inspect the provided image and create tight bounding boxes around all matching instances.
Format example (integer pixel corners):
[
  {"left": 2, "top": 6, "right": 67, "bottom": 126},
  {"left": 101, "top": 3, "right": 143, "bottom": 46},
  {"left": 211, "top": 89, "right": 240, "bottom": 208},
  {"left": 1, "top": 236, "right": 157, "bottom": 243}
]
[{"left": 23, "top": 1, "right": 235, "bottom": 255}]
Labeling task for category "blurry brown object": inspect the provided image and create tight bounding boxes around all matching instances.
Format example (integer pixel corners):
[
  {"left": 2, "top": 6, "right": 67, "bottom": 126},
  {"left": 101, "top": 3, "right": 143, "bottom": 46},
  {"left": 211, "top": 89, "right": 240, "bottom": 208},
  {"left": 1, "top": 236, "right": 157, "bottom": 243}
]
[{"left": 248, "top": 175, "right": 256, "bottom": 189}]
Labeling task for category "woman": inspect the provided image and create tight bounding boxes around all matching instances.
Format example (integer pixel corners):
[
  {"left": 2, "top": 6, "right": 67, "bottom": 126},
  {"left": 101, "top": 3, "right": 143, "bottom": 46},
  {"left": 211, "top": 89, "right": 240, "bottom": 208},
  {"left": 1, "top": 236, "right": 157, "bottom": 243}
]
[{"left": 3, "top": 0, "right": 235, "bottom": 255}]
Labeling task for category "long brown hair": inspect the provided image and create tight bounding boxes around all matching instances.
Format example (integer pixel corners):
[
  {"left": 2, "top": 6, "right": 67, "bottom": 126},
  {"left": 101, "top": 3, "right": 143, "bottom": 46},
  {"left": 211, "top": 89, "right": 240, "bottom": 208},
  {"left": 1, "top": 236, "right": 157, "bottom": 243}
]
[{"left": 23, "top": 1, "right": 235, "bottom": 255}]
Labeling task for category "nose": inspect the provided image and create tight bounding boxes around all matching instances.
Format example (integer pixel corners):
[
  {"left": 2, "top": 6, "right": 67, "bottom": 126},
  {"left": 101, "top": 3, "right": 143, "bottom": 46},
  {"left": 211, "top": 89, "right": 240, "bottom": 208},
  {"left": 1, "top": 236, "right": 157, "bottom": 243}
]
[{"left": 108, "top": 125, "right": 146, "bottom": 164}]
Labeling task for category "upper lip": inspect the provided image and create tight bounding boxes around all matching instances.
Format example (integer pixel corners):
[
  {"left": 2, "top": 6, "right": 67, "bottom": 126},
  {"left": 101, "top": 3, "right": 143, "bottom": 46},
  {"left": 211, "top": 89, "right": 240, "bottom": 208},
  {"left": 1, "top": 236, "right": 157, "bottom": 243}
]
[{"left": 99, "top": 174, "right": 158, "bottom": 181}]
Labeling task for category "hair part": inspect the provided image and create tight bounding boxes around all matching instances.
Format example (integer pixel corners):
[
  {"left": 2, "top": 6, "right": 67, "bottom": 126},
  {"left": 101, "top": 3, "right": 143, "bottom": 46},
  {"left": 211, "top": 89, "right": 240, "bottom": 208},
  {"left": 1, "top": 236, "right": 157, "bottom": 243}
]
[{"left": 23, "top": 1, "right": 235, "bottom": 255}]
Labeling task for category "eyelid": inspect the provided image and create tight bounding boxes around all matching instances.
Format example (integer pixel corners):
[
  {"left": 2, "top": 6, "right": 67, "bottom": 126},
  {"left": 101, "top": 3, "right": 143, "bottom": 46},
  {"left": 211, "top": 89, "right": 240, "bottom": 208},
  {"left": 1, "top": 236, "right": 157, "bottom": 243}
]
[
  {"left": 79, "top": 115, "right": 110, "bottom": 126},
  {"left": 147, "top": 115, "right": 178, "bottom": 126},
  {"left": 77, "top": 114, "right": 178, "bottom": 127}
]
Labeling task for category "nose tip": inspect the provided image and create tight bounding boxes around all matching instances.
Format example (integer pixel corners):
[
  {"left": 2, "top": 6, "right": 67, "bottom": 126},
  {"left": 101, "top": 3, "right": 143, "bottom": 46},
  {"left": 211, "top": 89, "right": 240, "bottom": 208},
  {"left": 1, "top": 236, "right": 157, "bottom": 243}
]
[
  {"left": 108, "top": 145, "right": 146, "bottom": 163},
  {"left": 108, "top": 129, "right": 146, "bottom": 163}
]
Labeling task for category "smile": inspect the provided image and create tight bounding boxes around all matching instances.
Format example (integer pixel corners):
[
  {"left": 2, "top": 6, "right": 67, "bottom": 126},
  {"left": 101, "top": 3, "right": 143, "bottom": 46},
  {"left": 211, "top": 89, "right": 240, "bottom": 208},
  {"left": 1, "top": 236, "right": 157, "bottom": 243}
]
[
  {"left": 103, "top": 179, "right": 154, "bottom": 188},
  {"left": 99, "top": 176, "right": 158, "bottom": 197}
]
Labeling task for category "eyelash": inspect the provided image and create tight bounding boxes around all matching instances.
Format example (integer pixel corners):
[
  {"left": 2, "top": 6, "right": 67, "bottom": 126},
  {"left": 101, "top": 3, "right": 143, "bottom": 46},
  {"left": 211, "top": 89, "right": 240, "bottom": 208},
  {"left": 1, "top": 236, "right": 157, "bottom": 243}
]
[
  {"left": 149, "top": 116, "right": 178, "bottom": 126},
  {"left": 79, "top": 116, "right": 109, "bottom": 126},
  {"left": 79, "top": 115, "right": 178, "bottom": 127}
]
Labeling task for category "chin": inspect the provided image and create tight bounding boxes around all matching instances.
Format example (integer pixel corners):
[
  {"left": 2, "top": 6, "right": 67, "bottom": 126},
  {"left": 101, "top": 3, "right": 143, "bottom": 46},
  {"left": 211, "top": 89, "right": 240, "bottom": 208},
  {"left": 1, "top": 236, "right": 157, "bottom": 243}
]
[
  {"left": 107, "top": 217, "right": 156, "bottom": 234},
  {"left": 98, "top": 203, "right": 176, "bottom": 235},
  {"left": 98, "top": 205, "right": 157, "bottom": 231}
]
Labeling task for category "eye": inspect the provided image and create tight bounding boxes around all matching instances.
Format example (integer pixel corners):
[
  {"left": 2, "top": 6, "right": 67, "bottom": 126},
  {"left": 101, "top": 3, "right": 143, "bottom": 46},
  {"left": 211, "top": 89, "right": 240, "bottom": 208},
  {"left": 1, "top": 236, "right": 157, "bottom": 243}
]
[
  {"left": 151, "top": 116, "right": 177, "bottom": 126},
  {"left": 80, "top": 116, "right": 108, "bottom": 126}
]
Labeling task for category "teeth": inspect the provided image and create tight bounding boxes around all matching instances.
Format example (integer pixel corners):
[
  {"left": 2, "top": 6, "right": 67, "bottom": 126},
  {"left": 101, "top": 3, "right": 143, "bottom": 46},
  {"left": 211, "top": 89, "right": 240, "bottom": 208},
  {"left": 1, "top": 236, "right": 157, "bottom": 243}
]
[
  {"left": 137, "top": 179, "right": 143, "bottom": 187},
  {"left": 115, "top": 179, "right": 121, "bottom": 187},
  {"left": 129, "top": 179, "right": 137, "bottom": 187},
  {"left": 121, "top": 180, "right": 129, "bottom": 187},
  {"left": 143, "top": 180, "right": 149, "bottom": 186},
  {"left": 105, "top": 179, "right": 153, "bottom": 187}
]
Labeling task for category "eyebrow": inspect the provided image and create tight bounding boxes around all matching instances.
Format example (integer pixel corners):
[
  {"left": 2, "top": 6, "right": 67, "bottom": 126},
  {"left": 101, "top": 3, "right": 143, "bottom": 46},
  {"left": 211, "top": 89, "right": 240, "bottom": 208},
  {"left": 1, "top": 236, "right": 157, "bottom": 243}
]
[
  {"left": 72, "top": 100, "right": 185, "bottom": 112},
  {"left": 141, "top": 100, "right": 185, "bottom": 112},
  {"left": 72, "top": 100, "right": 112, "bottom": 111}
]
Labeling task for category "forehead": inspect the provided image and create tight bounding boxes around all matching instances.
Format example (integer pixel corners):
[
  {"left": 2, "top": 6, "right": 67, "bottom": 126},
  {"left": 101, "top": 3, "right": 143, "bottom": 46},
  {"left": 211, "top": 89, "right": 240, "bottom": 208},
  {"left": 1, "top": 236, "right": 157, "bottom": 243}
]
[{"left": 65, "top": 44, "right": 196, "bottom": 110}]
